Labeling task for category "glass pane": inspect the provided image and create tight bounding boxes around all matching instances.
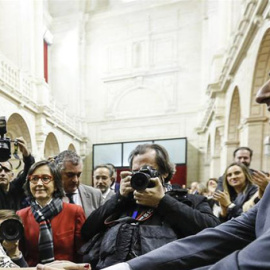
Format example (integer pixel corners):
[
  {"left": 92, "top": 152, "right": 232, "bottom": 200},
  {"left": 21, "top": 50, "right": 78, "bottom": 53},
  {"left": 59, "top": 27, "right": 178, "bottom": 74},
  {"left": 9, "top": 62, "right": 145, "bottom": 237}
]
[
  {"left": 155, "top": 138, "right": 186, "bottom": 164},
  {"left": 93, "top": 144, "right": 122, "bottom": 167},
  {"left": 123, "top": 141, "right": 152, "bottom": 167}
]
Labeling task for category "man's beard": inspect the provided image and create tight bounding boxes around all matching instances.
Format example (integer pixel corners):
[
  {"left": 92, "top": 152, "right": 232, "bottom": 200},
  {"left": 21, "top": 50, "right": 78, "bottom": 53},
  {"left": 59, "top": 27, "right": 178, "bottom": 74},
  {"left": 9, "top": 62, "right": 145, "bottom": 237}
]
[
  {"left": 242, "top": 162, "right": 250, "bottom": 167},
  {"left": 97, "top": 185, "right": 107, "bottom": 194}
]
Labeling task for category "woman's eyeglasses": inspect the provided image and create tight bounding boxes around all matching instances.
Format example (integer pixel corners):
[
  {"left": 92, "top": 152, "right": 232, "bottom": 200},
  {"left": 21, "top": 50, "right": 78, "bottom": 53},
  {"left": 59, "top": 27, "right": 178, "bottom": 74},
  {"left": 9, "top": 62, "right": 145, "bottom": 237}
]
[{"left": 28, "top": 174, "right": 53, "bottom": 184}]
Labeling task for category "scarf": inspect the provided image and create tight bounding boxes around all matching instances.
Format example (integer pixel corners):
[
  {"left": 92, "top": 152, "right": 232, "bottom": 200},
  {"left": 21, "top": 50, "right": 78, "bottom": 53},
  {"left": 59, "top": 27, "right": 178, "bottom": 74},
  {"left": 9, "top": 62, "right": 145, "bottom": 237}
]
[{"left": 30, "top": 197, "right": 63, "bottom": 264}]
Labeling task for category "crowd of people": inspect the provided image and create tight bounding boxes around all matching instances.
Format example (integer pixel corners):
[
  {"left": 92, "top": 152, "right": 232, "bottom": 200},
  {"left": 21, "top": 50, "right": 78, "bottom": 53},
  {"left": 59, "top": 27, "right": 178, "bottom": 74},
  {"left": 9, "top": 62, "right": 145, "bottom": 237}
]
[{"left": 0, "top": 78, "right": 270, "bottom": 270}]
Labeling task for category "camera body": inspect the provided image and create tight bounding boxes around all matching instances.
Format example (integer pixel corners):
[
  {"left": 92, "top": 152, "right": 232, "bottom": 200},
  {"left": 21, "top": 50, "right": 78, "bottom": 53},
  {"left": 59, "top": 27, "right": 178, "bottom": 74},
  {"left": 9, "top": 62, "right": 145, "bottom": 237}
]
[
  {"left": 0, "top": 219, "right": 24, "bottom": 241},
  {"left": 0, "top": 117, "right": 12, "bottom": 162},
  {"left": 131, "top": 165, "right": 160, "bottom": 191}
]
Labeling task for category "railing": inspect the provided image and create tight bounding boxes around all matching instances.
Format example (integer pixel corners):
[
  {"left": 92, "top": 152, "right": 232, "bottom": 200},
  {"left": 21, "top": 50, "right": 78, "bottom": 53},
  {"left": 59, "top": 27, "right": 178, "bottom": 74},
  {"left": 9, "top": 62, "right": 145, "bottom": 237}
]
[{"left": 0, "top": 52, "right": 85, "bottom": 139}]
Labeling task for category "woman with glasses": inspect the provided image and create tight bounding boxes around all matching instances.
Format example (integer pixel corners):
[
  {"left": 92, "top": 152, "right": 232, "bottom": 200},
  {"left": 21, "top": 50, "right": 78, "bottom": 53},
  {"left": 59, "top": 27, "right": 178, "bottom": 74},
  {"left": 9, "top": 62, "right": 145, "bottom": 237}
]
[{"left": 16, "top": 160, "right": 86, "bottom": 267}]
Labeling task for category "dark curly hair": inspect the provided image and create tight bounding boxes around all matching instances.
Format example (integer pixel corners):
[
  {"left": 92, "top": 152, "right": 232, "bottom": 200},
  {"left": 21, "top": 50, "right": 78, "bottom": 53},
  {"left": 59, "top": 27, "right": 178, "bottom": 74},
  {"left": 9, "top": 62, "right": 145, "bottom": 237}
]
[
  {"left": 24, "top": 160, "right": 65, "bottom": 200},
  {"left": 233, "top": 147, "right": 253, "bottom": 158}
]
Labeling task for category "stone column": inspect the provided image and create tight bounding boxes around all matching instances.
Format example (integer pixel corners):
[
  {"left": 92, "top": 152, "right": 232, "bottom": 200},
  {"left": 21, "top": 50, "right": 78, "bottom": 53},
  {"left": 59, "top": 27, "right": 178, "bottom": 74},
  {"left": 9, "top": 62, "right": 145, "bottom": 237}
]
[{"left": 242, "top": 116, "right": 268, "bottom": 170}]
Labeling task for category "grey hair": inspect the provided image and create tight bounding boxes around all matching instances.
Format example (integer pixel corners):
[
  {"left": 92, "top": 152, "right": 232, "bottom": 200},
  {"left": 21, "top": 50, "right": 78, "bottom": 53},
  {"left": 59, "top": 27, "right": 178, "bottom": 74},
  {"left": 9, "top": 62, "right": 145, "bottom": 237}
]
[
  {"left": 93, "top": 164, "right": 114, "bottom": 178},
  {"left": 54, "top": 150, "right": 82, "bottom": 171}
]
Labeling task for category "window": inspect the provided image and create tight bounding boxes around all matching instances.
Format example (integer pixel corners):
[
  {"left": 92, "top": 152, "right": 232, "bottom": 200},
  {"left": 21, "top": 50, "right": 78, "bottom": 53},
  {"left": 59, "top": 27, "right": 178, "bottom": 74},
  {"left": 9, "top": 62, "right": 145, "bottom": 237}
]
[{"left": 93, "top": 138, "right": 187, "bottom": 167}]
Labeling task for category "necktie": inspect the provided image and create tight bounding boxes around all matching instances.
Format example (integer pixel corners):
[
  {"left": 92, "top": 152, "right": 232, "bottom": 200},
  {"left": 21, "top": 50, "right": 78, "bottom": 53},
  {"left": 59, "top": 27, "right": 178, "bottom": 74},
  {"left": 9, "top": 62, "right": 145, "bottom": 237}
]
[{"left": 66, "top": 193, "right": 75, "bottom": 204}]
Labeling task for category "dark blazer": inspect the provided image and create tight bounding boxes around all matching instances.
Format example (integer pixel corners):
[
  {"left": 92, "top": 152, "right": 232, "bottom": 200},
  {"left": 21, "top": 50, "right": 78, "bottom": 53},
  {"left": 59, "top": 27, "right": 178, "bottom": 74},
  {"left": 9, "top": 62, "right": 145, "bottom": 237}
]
[
  {"left": 79, "top": 184, "right": 104, "bottom": 217},
  {"left": 0, "top": 154, "right": 35, "bottom": 210},
  {"left": 127, "top": 184, "right": 270, "bottom": 270},
  {"left": 17, "top": 202, "right": 86, "bottom": 267}
]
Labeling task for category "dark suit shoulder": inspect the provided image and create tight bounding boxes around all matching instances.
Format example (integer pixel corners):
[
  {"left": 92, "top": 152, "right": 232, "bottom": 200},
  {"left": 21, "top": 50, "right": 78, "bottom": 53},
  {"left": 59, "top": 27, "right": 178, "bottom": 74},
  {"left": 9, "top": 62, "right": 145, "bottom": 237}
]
[{"left": 186, "top": 193, "right": 209, "bottom": 208}]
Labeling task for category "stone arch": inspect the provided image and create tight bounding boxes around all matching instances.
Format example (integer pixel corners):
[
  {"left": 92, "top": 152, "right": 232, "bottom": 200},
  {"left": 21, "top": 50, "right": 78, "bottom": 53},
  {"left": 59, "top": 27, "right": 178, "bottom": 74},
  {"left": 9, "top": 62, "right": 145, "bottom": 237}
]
[
  {"left": 249, "top": 28, "right": 270, "bottom": 170},
  {"left": 7, "top": 114, "right": 32, "bottom": 169},
  {"left": 44, "top": 132, "right": 60, "bottom": 159},
  {"left": 227, "top": 87, "right": 240, "bottom": 144},
  {"left": 250, "top": 28, "right": 270, "bottom": 117},
  {"left": 112, "top": 85, "right": 166, "bottom": 118},
  {"left": 68, "top": 143, "right": 76, "bottom": 152},
  {"left": 107, "top": 75, "right": 171, "bottom": 118}
]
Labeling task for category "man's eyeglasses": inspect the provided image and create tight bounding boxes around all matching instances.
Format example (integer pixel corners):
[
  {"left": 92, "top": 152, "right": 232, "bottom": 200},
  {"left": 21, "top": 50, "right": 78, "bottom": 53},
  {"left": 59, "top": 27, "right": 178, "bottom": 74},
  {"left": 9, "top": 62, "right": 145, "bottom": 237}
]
[{"left": 28, "top": 174, "right": 53, "bottom": 184}]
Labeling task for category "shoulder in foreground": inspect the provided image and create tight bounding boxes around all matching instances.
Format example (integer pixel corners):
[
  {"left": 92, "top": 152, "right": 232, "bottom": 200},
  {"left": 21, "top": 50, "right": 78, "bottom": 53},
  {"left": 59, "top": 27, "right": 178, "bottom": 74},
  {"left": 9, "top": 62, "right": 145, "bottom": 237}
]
[{"left": 186, "top": 193, "right": 208, "bottom": 203}]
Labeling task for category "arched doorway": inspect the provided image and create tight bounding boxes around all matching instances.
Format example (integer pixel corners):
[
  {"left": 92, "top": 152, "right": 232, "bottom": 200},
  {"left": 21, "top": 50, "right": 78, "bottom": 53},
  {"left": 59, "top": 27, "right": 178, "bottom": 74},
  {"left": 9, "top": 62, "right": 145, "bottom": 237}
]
[
  {"left": 6, "top": 113, "right": 32, "bottom": 173},
  {"left": 44, "top": 132, "right": 60, "bottom": 159}
]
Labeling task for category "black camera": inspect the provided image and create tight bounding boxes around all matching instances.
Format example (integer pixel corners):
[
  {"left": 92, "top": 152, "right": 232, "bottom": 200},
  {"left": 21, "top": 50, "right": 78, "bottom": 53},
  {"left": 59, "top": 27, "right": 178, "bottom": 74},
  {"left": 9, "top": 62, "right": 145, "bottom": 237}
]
[
  {"left": 131, "top": 165, "right": 160, "bottom": 191},
  {"left": 0, "top": 117, "right": 12, "bottom": 162},
  {"left": 0, "top": 219, "right": 24, "bottom": 241}
]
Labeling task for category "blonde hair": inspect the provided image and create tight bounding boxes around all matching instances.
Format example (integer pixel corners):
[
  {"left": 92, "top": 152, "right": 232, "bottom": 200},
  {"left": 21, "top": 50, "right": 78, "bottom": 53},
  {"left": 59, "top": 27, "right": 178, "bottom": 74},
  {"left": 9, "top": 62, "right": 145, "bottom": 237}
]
[{"left": 222, "top": 162, "right": 253, "bottom": 199}]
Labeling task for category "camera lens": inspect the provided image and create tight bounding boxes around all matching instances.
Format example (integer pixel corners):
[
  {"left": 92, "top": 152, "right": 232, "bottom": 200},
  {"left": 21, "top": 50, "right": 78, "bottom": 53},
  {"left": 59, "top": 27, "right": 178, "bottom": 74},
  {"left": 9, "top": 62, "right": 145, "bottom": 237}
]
[
  {"left": 0, "top": 219, "right": 24, "bottom": 241},
  {"left": 131, "top": 172, "right": 150, "bottom": 191}
]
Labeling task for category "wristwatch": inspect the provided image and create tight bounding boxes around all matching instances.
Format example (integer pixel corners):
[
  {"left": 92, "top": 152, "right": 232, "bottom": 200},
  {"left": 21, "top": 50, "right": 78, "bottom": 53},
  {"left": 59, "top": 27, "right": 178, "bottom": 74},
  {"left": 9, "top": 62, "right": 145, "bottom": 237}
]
[{"left": 227, "top": 203, "right": 236, "bottom": 209}]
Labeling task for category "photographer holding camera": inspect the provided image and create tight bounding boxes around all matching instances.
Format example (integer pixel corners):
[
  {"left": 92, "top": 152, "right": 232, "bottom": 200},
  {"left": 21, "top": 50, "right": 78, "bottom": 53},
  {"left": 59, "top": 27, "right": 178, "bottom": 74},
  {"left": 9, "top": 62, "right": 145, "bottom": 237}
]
[
  {"left": 0, "top": 209, "right": 27, "bottom": 267},
  {"left": 0, "top": 137, "right": 35, "bottom": 210},
  {"left": 80, "top": 144, "right": 220, "bottom": 270}
]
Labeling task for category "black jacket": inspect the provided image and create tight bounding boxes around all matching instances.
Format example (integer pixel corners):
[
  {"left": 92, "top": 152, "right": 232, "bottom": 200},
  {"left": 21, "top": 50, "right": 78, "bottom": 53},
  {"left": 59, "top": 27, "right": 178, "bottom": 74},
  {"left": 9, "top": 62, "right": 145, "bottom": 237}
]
[
  {"left": 219, "top": 183, "right": 258, "bottom": 222},
  {"left": 81, "top": 189, "right": 220, "bottom": 269},
  {"left": 0, "top": 154, "right": 35, "bottom": 210}
]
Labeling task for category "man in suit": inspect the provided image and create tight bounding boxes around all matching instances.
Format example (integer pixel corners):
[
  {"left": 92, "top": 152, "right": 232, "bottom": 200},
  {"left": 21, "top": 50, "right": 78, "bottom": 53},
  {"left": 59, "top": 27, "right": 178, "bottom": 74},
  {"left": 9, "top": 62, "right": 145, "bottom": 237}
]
[
  {"left": 55, "top": 150, "right": 103, "bottom": 217},
  {"left": 93, "top": 164, "right": 115, "bottom": 202},
  {"left": 100, "top": 80, "right": 270, "bottom": 270}
]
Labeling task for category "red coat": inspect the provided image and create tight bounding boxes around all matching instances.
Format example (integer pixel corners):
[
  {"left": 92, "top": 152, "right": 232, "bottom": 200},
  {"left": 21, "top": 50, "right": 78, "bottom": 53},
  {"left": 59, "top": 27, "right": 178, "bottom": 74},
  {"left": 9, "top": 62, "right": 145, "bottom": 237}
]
[{"left": 17, "top": 202, "right": 86, "bottom": 266}]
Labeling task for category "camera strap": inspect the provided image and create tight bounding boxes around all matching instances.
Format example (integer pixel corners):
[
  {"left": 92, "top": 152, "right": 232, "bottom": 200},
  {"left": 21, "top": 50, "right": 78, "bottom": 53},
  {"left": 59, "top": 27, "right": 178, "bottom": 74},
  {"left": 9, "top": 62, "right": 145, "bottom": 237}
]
[
  {"left": 104, "top": 208, "right": 154, "bottom": 226},
  {"left": 135, "top": 208, "right": 154, "bottom": 221}
]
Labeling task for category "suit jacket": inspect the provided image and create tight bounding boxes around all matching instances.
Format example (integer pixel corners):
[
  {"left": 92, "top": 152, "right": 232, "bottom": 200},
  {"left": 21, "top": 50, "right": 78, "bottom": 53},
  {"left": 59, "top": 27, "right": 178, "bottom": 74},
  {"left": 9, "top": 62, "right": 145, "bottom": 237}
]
[
  {"left": 79, "top": 184, "right": 104, "bottom": 217},
  {"left": 17, "top": 202, "right": 86, "bottom": 267},
  {"left": 128, "top": 183, "right": 270, "bottom": 270},
  {"left": 104, "top": 189, "right": 115, "bottom": 202}
]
